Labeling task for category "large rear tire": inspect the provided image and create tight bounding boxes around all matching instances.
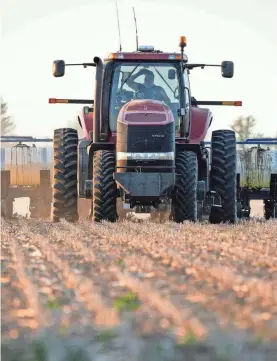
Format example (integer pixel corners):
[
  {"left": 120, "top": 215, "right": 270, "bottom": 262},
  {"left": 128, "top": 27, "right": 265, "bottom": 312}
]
[
  {"left": 92, "top": 150, "right": 118, "bottom": 222},
  {"left": 171, "top": 151, "right": 198, "bottom": 223},
  {"left": 52, "top": 128, "right": 79, "bottom": 223},
  {"left": 209, "top": 130, "right": 237, "bottom": 224}
]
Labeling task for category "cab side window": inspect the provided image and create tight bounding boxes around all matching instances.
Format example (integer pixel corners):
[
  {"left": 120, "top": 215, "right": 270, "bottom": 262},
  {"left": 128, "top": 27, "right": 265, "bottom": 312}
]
[{"left": 183, "top": 69, "right": 190, "bottom": 109}]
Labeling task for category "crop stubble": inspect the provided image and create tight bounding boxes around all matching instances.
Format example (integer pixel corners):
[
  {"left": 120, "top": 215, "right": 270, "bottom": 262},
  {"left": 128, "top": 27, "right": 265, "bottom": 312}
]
[{"left": 1, "top": 216, "right": 277, "bottom": 361}]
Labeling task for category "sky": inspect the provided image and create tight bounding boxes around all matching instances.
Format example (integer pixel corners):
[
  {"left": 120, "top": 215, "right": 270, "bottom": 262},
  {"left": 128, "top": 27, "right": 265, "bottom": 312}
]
[{"left": 1, "top": 0, "right": 277, "bottom": 138}]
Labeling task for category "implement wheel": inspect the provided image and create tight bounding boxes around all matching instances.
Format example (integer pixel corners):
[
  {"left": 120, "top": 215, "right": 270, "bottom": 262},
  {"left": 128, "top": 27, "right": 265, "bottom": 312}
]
[{"left": 209, "top": 130, "right": 237, "bottom": 224}]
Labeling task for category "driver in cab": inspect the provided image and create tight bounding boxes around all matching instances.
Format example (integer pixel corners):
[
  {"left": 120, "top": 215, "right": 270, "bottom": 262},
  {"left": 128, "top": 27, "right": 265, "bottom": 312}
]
[{"left": 126, "top": 69, "right": 171, "bottom": 104}]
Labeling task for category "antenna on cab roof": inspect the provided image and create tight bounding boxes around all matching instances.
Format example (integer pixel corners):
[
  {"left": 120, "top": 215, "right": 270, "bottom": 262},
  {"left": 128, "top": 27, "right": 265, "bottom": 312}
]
[
  {"left": 132, "top": 7, "right": 139, "bottom": 50},
  {"left": 115, "top": 2, "right": 122, "bottom": 51}
]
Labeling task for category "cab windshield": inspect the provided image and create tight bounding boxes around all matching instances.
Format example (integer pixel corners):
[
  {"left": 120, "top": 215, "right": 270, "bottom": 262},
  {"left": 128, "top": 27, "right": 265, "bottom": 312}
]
[{"left": 109, "top": 61, "right": 182, "bottom": 132}]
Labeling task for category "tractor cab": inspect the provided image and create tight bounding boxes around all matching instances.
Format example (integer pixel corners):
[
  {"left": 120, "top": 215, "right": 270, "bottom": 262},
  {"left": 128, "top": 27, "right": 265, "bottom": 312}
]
[{"left": 105, "top": 46, "right": 187, "bottom": 134}]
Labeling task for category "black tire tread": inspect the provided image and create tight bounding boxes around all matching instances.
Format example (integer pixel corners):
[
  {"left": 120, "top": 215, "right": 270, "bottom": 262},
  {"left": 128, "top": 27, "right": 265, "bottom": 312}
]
[
  {"left": 52, "top": 128, "right": 79, "bottom": 222},
  {"left": 209, "top": 129, "right": 237, "bottom": 224},
  {"left": 171, "top": 151, "right": 198, "bottom": 223},
  {"left": 92, "top": 150, "right": 117, "bottom": 222}
]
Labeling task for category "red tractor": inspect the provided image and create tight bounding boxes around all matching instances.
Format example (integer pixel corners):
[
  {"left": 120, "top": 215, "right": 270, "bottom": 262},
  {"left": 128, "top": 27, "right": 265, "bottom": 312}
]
[{"left": 49, "top": 36, "right": 242, "bottom": 223}]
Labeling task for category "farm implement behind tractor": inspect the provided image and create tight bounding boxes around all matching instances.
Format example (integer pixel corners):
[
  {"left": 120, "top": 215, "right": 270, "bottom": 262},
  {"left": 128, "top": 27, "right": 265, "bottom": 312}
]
[
  {"left": 1, "top": 135, "right": 276, "bottom": 221},
  {"left": 0, "top": 136, "right": 53, "bottom": 219},
  {"left": 236, "top": 138, "right": 277, "bottom": 219}
]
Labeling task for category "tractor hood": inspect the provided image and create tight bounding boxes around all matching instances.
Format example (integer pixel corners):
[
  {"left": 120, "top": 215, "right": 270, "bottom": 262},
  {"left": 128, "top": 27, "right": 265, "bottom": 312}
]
[{"left": 117, "top": 99, "right": 175, "bottom": 126}]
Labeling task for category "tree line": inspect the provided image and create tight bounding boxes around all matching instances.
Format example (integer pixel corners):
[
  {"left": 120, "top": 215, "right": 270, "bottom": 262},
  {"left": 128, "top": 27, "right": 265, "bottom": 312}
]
[
  {"left": 1, "top": 97, "right": 276, "bottom": 149},
  {"left": 1, "top": 97, "right": 16, "bottom": 136}
]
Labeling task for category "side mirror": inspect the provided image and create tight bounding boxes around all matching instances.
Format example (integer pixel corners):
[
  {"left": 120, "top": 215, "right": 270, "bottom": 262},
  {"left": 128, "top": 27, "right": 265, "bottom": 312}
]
[
  {"left": 52, "top": 60, "right": 65, "bottom": 77},
  {"left": 168, "top": 69, "right": 176, "bottom": 80},
  {"left": 221, "top": 61, "right": 234, "bottom": 78}
]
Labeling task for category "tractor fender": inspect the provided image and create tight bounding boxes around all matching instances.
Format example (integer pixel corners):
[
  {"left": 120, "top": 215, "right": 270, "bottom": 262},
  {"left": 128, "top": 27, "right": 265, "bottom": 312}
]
[
  {"left": 190, "top": 107, "right": 213, "bottom": 144},
  {"left": 77, "top": 108, "right": 93, "bottom": 140}
]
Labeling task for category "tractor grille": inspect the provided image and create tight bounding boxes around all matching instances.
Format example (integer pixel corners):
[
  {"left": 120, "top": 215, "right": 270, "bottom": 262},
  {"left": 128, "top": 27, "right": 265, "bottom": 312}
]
[{"left": 127, "top": 103, "right": 165, "bottom": 112}]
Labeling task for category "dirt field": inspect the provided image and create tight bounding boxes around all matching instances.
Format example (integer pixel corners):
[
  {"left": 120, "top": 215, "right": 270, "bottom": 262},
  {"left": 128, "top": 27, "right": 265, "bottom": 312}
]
[
  {"left": 11, "top": 197, "right": 265, "bottom": 220},
  {"left": 1, "top": 215, "right": 277, "bottom": 361}
]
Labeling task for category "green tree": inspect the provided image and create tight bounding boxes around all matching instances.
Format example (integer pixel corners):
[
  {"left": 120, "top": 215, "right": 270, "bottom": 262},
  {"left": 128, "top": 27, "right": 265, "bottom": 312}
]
[
  {"left": 231, "top": 115, "right": 277, "bottom": 150},
  {"left": 230, "top": 115, "right": 257, "bottom": 149},
  {"left": 230, "top": 115, "right": 256, "bottom": 141},
  {"left": 1, "top": 97, "right": 16, "bottom": 135}
]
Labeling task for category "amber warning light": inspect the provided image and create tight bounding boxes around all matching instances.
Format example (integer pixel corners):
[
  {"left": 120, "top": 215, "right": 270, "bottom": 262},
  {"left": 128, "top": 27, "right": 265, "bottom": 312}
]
[
  {"left": 222, "top": 101, "right": 242, "bottom": 106},
  {"left": 49, "top": 98, "right": 68, "bottom": 103},
  {"left": 192, "top": 100, "right": 243, "bottom": 107},
  {"left": 49, "top": 98, "right": 94, "bottom": 104},
  {"left": 179, "top": 36, "right": 187, "bottom": 47}
]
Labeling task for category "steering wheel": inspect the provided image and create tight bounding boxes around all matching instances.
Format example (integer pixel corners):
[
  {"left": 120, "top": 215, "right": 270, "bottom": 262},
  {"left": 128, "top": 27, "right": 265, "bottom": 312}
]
[
  {"left": 134, "top": 90, "right": 172, "bottom": 109},
  {"left": 134, "top": 89, "right": 165, "bottom": 102},
  {"left": 134, "top": 90, "right": 148, "bottom": 100},
  {"left": 116, "top": 90, "right": 128, "bottom": 103},
  {"left": 115, "top": 90, "right": 135, "bottom": 109}
]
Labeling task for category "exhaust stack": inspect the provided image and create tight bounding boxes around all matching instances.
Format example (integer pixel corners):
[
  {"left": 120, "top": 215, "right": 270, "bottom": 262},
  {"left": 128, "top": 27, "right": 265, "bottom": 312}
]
[{"left": 93, "top": 56, "right": 103, "bottom": 143}]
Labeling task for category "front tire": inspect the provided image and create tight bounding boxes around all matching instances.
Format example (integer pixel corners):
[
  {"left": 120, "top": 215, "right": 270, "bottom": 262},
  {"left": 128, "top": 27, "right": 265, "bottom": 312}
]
[
  {"left": 209, "top": 130, "right": 237, "bottom": 224},
  {"left": 171, "top": 151, "right": 198, "bottom": 223},
  {"left": 52, "top": 128, "right": 79, "bottom": 223},
  {"left": 92, "top": 150, "right": 118, "bottom": 222}
]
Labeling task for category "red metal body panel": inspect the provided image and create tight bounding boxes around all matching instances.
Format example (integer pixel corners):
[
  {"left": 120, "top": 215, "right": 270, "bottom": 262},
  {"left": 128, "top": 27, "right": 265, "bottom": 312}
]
[
  {"left": 117, "top": 100, "right": 174, "bottom": 126},
  {"left": 78, "top": 103, "right": 211, "bottom": 144},
  {"left": 190, "top": 107, "right": 212, "bottom": 144},
  {"left": 78, "top": 109, "right": 93, "bottom": 140}
]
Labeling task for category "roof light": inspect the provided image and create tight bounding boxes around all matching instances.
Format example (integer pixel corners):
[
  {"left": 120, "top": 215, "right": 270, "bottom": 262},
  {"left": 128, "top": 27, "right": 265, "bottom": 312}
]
[
  {"left": 168, "top": 54, "right": 188, "bottom": 62},
  {"left": 137, "top": 45, "right": 154, "bottom": 52},
  {"left": 108, "top": 53, "right": 125, "bottom": 59},
  {"left": 179, "top": 36, "right": 187, "bottom": 47}
]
